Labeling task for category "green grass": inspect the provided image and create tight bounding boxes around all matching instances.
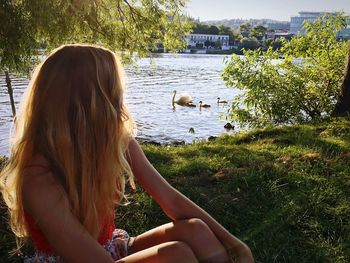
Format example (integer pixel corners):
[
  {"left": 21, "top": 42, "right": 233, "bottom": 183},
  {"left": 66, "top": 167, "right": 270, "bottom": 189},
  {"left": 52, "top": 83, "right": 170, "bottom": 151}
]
[{"left": 1, "top": 118, "right": 350, "bottom": 262}]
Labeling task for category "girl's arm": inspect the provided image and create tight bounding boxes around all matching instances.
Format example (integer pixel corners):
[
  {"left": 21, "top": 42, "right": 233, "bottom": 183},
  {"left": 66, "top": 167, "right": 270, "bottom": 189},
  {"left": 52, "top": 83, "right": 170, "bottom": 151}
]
[
  {"left": 127, "top": 139, "right": 254, "bottom": 261},
  {"left": 22, "top": 168, "right": 115, "bottom": 263}
]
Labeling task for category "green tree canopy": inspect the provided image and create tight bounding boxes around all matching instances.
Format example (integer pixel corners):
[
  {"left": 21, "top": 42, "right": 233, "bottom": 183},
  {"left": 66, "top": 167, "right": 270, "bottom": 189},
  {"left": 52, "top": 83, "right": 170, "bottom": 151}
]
[
  {"left": 218, "top": 25, "right": 240, "bottom": 44},
  {"left": 239, "top": 37, "right": 260, "bottom": 50},
  {"left": 239, "top": 23, "right": 251, "bottom": 33},
  {"left": 249, "top": 25, "right": 267, "bottom": 40},
  {"left": 192, "top": 22, "right": 210, "bottom": 34},
  {"left": 191, "top": 22, "right": 220, "bottom": 35},
  {"left": 0, "top": 0, "right": 40, "bottom": 73},
  {"left": 207, "top": 25, "right": 220, "bottom": 35},
  {"left": 222, "top": 14, "right": 349, "bottom": 127},
  {"left": 0, "top": 0, "right": 191, "bottom": 74}
]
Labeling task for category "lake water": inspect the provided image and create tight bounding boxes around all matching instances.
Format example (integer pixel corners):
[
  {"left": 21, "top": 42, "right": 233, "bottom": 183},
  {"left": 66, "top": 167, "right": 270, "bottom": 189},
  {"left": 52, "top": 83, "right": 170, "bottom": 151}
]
[{"left": 0, "top": 53, "right": 240, "bottom": 155}]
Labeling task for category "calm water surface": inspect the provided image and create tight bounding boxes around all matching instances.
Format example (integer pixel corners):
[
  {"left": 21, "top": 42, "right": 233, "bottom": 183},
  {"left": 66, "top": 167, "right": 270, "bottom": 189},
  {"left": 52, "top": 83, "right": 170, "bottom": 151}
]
[{"left": 0, "top": 53, "right": 239, "bottom": 155}]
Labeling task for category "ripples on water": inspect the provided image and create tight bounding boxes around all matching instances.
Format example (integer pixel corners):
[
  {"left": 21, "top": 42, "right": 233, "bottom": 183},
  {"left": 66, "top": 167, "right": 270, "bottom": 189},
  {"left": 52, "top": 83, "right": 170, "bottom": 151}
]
[{"left": 0, "top": 54, "right": 240, "bottom": 155}]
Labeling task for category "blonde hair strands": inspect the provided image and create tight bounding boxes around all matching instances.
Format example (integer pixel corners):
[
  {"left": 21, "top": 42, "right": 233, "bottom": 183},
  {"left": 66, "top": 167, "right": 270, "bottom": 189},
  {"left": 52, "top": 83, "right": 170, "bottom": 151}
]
[{"left": 0, "top": 44, "right": 135, "bottom": 250}]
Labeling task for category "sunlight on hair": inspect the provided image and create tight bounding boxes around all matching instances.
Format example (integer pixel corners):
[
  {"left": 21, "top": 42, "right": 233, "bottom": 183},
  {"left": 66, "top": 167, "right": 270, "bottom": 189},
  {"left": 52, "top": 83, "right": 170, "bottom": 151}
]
[{"left": 0, "top": 44, "right": 136, "bottom": 252}]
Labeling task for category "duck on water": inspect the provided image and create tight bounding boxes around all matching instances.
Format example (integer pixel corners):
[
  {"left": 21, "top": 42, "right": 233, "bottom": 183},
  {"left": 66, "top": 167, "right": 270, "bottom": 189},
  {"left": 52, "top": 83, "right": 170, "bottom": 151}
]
[{"left": 199, "top": 101, "right": 211, "bottom": 108}]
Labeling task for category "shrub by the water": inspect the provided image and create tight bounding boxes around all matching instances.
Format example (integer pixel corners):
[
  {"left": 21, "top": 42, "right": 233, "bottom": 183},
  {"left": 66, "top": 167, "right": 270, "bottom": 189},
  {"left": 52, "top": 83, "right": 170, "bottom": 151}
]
[{"left": 222, "top": 14, "right": 350, "bottom": 127}]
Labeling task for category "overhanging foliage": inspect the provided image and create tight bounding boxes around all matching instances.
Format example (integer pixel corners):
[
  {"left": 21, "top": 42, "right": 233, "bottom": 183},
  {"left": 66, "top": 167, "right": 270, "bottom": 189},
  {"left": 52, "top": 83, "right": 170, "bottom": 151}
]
[{"left": 0, "top": 0, "right": 191, "bottom": 73}]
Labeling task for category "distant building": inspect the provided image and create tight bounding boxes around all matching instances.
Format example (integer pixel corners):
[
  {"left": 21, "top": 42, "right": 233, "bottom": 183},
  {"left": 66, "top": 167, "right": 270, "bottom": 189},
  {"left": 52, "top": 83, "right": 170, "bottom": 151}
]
[
  {"left": 266, "top": 21, "right": 290, "bottom": 32},
  {"left": 184, "top": 34, "right": 230, "bottom": 50},
  {"left": 290, "top": 11, "right": 350, "bottom": 38}
]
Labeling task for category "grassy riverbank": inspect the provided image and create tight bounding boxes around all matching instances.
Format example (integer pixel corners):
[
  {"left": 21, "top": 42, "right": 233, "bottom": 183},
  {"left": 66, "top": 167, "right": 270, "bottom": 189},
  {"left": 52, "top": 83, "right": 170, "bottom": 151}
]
[{"left": 1, "top": 118, "right": 350, "bottom": 262}]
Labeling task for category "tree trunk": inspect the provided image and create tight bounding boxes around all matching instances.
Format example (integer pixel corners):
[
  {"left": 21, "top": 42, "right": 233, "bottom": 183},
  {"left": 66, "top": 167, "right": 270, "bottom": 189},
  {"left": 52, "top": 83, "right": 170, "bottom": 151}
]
[
  {"left": 4, "top": 71, "right": 16, "bottom": 117},
  {"left": 332, "top": 46, "right": 350, "bottom": 117}
]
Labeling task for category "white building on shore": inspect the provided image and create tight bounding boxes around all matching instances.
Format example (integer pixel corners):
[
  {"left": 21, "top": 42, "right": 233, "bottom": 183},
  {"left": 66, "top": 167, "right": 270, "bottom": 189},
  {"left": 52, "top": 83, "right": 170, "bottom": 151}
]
[{"left": 184, "top": 34, "right": 230, "bottom": 50}]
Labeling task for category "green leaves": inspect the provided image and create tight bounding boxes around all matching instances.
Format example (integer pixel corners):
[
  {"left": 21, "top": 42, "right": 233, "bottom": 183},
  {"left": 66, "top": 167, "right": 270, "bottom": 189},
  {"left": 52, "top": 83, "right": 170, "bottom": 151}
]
[
  {"left": 0, "top": 0, "right": 191, "bottom": 73},
  {"left": 0, "top": 0, "right": 40, "bottom": 73},
  {"left": 222, "top": 14, "right": 350, "bottom": 127},
  {"left": 249, "top": 25, "right": 267, "bottom": 39}
]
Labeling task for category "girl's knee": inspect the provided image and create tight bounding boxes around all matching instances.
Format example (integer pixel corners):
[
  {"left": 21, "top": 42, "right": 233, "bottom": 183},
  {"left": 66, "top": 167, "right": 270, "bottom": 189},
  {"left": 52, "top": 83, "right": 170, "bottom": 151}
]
[
  {"left": 186, "top": 218, "right": 211, "bottom": 236},
  {"left": 187, "top": 218, "right": 208, "bottom": 228},
  {"left": 159, "top": 241, "right": 198, "bottom": 262}
]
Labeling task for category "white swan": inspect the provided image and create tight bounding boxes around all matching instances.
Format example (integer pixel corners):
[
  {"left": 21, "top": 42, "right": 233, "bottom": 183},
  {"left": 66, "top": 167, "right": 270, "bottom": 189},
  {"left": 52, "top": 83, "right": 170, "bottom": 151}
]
[{"left": 172, "top": 90, "right": 194, "bottom": 106}]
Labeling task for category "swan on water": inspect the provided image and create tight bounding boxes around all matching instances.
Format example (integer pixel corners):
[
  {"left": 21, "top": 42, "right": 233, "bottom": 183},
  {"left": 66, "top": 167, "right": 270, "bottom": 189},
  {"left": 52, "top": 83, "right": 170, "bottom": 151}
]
[{"left": 172, "top": 90, "right": 195, "bottom": 106}]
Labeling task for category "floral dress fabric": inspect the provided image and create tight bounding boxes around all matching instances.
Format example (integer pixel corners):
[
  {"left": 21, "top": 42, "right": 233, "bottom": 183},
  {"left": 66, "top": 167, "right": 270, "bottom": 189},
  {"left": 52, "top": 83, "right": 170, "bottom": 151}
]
[{"left": 23, "top": 229, "right": 134, "bottom": 263}]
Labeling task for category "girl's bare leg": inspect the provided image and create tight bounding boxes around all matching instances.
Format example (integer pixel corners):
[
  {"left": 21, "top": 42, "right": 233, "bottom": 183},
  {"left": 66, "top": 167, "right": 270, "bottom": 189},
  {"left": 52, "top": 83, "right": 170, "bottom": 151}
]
[
  {"left": 116, "top": 241, "right": 198, "bottom": 263},
  {"left": 128, "top": 218, "right": 230, "bottom": 263}
]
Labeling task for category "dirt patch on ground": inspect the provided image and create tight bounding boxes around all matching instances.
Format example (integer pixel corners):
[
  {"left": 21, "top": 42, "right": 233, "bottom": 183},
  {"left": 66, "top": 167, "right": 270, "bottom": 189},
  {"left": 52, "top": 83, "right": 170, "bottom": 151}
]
[
  {"left": 299, "top": 153, "right": 320, "bottom": 162},
  {"left": 212, "top": 167, "right": 248, "bottom": 181},
  {"left": 339, "top": 152, "right": 350, "bottom": 160}
]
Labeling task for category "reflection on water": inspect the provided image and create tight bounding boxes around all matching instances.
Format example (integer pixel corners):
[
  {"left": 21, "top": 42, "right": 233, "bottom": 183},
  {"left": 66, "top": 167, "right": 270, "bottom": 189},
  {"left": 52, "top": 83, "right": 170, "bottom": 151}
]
[{"left": 0, "top": 54, "right": 240, "bottom": 155}]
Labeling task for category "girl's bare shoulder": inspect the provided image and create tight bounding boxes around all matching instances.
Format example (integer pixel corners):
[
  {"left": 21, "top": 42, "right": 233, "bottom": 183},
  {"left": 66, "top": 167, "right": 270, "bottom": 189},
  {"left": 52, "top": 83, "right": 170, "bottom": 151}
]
[
  {"left": 22, "top": 154, "right": 67, "bottom": 218},
  {"left": 23, "top": 154, "right": 57, "bottom": 191}
]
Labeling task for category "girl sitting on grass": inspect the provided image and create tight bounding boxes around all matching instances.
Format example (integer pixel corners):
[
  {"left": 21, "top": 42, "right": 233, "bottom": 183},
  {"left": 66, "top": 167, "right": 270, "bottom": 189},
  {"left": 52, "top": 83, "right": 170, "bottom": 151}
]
[{"left": 0, "top": 44, "right": 254, "bottom": 263}]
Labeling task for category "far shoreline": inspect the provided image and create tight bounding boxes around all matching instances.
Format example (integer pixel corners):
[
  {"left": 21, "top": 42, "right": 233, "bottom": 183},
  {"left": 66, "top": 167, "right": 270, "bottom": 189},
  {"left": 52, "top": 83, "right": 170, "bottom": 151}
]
[{"left": 151, "top": 49, "right": 242, "bottom": 56}]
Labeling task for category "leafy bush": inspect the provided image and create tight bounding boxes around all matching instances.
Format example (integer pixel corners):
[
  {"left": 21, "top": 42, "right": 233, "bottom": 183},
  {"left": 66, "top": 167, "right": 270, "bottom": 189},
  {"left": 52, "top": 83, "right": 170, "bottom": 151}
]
[
  {"left": 239, "top": 37, "right": 260, "bottom": 50},
  {"left": 222, "top": 14, "right": 350, "bottom": 127}
]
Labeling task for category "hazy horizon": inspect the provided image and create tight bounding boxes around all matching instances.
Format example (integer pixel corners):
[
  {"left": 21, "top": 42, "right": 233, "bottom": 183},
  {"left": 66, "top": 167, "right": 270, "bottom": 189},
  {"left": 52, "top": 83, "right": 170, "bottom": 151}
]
[{"left": 186, "top": 0, "right": 350, "bottom": 22}]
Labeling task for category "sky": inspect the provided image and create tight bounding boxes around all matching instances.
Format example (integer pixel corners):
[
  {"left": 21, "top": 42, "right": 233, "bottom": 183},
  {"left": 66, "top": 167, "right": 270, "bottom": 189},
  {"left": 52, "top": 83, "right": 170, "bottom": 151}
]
[{"left": 186, "top": 0, "right": 350, "bottom": 21}]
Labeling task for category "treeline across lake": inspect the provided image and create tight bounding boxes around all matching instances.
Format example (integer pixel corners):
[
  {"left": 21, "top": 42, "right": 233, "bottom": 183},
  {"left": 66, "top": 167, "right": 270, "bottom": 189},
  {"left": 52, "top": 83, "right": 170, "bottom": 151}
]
[{"left": 191, "top": 20, "right": 284, "bottom": 51}]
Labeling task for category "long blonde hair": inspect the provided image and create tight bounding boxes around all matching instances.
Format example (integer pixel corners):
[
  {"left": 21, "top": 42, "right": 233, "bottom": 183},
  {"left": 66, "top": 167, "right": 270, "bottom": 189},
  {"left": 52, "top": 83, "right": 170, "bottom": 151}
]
[{"left": 0, "top": 44, "right": 135, "bottom": 247}]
